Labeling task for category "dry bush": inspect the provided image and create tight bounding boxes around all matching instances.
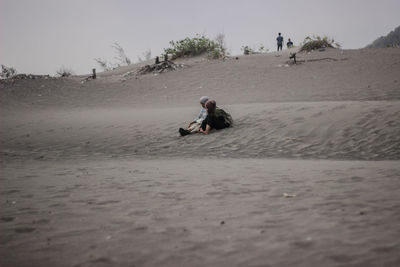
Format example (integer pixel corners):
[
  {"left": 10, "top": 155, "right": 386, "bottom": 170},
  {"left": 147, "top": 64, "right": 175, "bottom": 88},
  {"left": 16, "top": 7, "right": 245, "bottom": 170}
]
[
  {"left": 136, "top": 61, "right": 182, "bottom": 75},
  {"left": 137, "top": 49, "right": 152, "bottom": 62},
  {"left": 56, "top": 66, "right": 74, "bottom": 77},
  {"left": 94, "top": 42, "right": 131, "bottom": 71},
  {"left": 112, "top": 42, "right": 131, "bottom": 66},
  {"left": 215, "top": 32, "right": 227, "bottom": 55},
  {"left": 1, "top": 64, "right": 17, "bottom": 79},
  {"left": 143, "top": 49, "right": 151, "bottom": 61},
  {"left": 299, "top": 36, "right": 341, "bottom": 52},
  {"left": 94, "top": 58, "right": 113, "bottom": 71}
]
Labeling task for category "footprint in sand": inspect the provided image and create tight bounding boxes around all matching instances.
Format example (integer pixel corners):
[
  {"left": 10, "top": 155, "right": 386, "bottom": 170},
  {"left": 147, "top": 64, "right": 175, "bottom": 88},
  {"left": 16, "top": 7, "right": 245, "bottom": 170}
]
[
  {"left": 95, "top": 200, "right": 121, "bottom": 206},
  {"left": 372, "top": 245, "right": 396, "bottom": 253},
  {"left": 311, "top": 111, "right": 323, "bottom": 118},
  {"left": 337, "top": 176, "right": 365, "bottom": 183},
  {"left": 15, "top": 227, "right": 36, "bottom": 233},
  {"left": 49, "top": 203, "right": 66, "bottom": 208},
  {"left": 73, "top": 257, "right": 114, "bottom": 267},
  {"left": 331, "top": 104, "right": 347, "bottom": 111},
  {"left": 1, "top": 216, "right": 15, "bottom": 222},
  {"left": 292, "top": 117, "right": 305, "bottom": 123},
  {"left": 32, "top": 219, "right": 50, "bottom": 224},
  {"left": 21, "top": 194, "right": 34, "bottom": 198},
  {"left": 329, "top": 254, "right": 355, "bottom": 264},
  {"left": 296, "top": 107, "right": 311, "bottom": 111},
  {"left": 19, "top": 174, "right": 39, "bottom": 179},
  {"left": 291, "top": 239, "right": 314, "bottom": 248}
]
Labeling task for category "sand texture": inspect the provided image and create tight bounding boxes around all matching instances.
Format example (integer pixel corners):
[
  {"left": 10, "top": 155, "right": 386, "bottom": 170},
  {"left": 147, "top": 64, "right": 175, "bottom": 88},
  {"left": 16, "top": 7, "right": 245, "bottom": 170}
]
[{"left": 1, "top": 47, "right": 400, "bottom": 266}]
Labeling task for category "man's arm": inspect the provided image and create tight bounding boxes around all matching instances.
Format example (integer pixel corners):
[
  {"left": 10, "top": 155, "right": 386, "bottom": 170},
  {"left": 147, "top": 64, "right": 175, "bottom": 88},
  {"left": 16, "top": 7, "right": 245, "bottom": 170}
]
[{"left": 193, "top": 109, "right": 204, "bottom": 122}]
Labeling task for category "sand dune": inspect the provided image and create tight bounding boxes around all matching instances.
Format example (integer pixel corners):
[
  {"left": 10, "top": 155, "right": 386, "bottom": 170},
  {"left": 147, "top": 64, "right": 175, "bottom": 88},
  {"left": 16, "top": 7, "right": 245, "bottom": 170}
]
[
  {"left": 1, "top": 48, "right": 400, "bottom": 109},
  {"left": 1, "top": 101, "right": 399, "bottom": 161},
  {"left": 1, "top": 48, "right": 400, "bottom": 266}
]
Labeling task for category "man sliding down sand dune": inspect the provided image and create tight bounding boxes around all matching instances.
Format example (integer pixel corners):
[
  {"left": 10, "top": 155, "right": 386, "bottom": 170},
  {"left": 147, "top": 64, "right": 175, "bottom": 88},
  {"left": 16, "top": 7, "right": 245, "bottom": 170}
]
[
  {"left": 179, "top": 98, "right": 233, "bottom": 136},
  {"left": 199, "top": 100, "right": 233, "bottom": 135}
]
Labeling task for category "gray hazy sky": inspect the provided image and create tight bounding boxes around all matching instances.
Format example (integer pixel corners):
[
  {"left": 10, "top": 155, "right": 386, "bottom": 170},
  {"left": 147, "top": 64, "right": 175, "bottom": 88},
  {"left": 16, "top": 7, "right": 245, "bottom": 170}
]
[{"left": 1, "top": 0, "right": 399, "bottom": 75}]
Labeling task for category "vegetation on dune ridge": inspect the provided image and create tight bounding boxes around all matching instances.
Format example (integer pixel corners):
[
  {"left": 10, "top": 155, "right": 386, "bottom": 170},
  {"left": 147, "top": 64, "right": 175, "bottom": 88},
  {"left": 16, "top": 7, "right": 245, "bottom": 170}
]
[
  {"left": 299, "top": 36, "right": 341, "bottom": 52},
  {"left": 163, "top": 34, "right": 226, "bottom": 60},
  {"left": 56, "top": 66, "right": 74, "bottom": 77},
  {"left": 94, "top": 42, "right": 132, "bottom": 71},
  {"left": 1, "top": 64, "right": 17, "bottom": 79},
  {"left": 241, "top": 46, "right": 255, "bottom": 55},
  {"left": 241, "top": 44, "right": 268, "bottom": 55},
  {"left": 137, "top": 49, "right": 152, "bottom": 62}
]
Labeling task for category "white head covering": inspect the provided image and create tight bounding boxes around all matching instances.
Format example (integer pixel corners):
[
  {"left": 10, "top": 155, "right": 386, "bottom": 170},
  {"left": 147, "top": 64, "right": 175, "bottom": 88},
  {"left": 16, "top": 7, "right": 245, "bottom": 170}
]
[{"left": 200, "top": 96, "right": 209, "bottom": 104}]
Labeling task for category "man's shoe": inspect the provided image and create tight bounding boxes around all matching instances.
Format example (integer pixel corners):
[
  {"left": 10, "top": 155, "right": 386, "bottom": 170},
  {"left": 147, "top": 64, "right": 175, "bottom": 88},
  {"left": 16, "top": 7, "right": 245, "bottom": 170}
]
[{"left": 179, "top": 128, "right": 190, "bottom": 136}]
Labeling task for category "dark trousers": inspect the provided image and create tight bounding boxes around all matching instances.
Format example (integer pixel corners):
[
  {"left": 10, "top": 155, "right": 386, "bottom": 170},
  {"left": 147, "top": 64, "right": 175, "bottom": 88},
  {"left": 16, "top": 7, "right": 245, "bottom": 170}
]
[
  {"left": 201, "top": 116, "right": 228, "bottom": 131},
  {"left": 277, "top": 44, "right": 282, "bottom": 51},
  {"left": 201, "top": 119, "right": 208, "bottom": 131}
]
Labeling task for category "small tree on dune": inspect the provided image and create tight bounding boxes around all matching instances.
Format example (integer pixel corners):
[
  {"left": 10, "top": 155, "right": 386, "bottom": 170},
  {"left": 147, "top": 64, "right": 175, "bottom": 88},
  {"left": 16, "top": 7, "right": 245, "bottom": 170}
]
[{"left": 163, "top": 34, "right": 227, "bottom": 60}]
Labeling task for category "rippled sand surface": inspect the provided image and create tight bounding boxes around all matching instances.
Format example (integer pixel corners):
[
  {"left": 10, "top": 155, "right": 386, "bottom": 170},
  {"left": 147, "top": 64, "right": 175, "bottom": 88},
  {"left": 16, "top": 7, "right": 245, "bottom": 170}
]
[{"left": 1, "top": 48, "right": 400, "bottom": 266}]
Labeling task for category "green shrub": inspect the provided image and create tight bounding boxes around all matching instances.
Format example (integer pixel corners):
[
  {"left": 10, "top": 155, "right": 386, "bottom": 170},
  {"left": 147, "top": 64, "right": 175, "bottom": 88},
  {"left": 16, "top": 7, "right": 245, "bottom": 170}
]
[
  {"left": 163, "top": 35, "right": 226, "bottom": 60},
  {"left": 299, "top": 36, "right": 341, "bottom": 52},
  {"left": 241, "top": 46, "right": 254, "bottom": 55}
]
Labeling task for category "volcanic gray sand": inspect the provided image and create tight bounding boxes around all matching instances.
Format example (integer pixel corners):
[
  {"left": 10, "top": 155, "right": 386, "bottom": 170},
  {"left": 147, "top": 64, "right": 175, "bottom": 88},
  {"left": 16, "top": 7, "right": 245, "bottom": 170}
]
[
  {"left": 2, "top": 159, "right": 400, "bottom": 267},
  {"left": 1, "top": 47, "right": 400, "bottom": 266}
]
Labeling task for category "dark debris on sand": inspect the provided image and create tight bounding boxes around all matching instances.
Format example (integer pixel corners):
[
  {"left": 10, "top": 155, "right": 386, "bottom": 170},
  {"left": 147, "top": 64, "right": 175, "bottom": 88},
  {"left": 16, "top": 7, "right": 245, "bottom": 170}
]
[
  {"left": 0, "top": 74, "right": 55, "bottom": 84},
  {"left": 135, "top": 61, "right": 184, "bottom": 75}
]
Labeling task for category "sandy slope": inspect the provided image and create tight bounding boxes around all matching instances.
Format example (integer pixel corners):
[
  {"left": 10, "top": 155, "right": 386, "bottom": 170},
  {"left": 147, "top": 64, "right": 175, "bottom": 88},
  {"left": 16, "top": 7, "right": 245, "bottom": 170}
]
[
  {"left": 1, "top": 101, "right": 399, "bottom": 161},
  {"left": 1, "top": 159, "right": 399, "bottom": 267},
  {"left": 1, "top": 47, "right": 400, "bottom": 266},
  {"left": 1, "top": 48, "right": 400, "bottom": 109}
]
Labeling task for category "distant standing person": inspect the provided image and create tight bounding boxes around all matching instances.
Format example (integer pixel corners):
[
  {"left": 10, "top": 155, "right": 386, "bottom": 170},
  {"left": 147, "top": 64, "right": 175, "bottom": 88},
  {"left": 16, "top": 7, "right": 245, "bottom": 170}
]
[
  {"left": 287, "top": 38, "right": 293, "bottom": 48},
  {"left": 277, "top": 33, "right": 284, "bottom": 51}
]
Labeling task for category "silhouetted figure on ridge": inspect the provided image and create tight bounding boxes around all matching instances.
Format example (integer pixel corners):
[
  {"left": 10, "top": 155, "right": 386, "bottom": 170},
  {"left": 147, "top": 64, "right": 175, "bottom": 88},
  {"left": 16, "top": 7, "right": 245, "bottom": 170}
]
[
  {"left": 287, "top": 38, "right": 293, "bottom": 48},
  {"left": 277, "top": 33, "right": 284, "bottom": 51}
]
